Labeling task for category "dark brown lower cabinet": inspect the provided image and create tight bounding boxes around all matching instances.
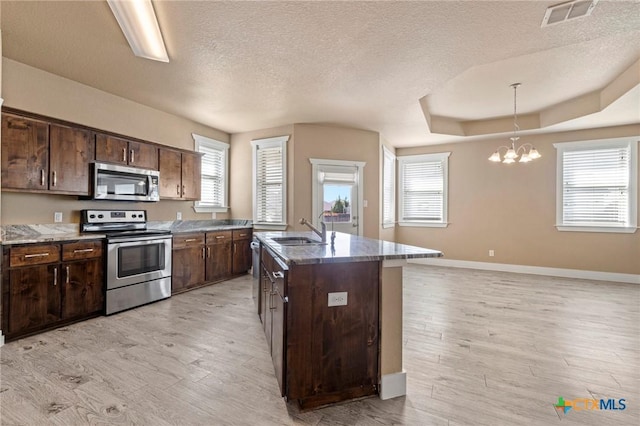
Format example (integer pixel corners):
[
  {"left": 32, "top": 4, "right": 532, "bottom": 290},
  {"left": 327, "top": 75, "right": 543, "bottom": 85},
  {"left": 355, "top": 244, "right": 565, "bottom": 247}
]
[
  {"left": 259, "top": 245, "right": 379, "bottom": 408},
  {"left": 62, "top": 258, "right": 104, "bottom": 319},
  {"left": 171, "top": 233, "right": 206, "bottom": 294},
  {"left": 206, "top": 240, "right": 232, "bottom": 282},
  {"left": 2, "top": 240, "right": 104, "bottom": 341}
]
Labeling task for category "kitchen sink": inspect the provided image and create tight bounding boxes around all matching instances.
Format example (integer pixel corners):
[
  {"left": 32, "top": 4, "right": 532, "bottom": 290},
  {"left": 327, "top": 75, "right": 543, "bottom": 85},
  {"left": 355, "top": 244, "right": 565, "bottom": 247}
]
[{"left": 271, "top": 237, "right": 325, "bottom": 246}]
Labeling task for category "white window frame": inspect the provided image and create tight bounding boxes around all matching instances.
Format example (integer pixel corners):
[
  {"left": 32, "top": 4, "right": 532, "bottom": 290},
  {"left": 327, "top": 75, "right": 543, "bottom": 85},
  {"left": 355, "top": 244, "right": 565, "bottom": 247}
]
[
  {"left": 382, "top": 146, "right": 396, "bottom": 228},
  {"left": 252, "top": 135, "right": 289, "bottom": 230},
  {"left": 398, "top": 152, "right": 451, "bottom": 228},
  {"left": 193, "top": 134, "right": 229, "bottom": 213},
  {"left": 554, "top": 138, "right": 637, "bottom": 233}
]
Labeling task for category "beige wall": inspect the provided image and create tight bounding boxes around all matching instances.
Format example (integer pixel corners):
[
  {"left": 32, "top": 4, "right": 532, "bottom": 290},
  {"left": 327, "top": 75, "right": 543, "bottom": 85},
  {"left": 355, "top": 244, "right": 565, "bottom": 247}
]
[
  {"left": 1, "top": 59, "right": 231, "bottom": 224},
  {"left": 291, "top": 124, "right": 380, "bottom": 238},
  {"left": 229, "top": 123, "right": 383, "bottom": 239},
  {"left": 396, "top": 125, "right": 640, "bottom": 275}
]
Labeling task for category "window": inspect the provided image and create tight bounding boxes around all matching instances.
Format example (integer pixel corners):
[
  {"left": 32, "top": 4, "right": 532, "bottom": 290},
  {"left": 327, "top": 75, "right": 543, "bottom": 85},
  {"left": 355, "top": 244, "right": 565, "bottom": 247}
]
[
  {"left": 555, "top": 138, "right": 637, "bottom": 233},
  {"left": 398, "top": 152, "right": 450, "bottom": 227},
  {"left": 382, "top": 146, "right": 396, "bottom": 228},
  {"left": 193, "top": 134, "right": 229, "bottom": 213},
  {"left": 252, "top": 135, "right": 289, "bottom": 229}
]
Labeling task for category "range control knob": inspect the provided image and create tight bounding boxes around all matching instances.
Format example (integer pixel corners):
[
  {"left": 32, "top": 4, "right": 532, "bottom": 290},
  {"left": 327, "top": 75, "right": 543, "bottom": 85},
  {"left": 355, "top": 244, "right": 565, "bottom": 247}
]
[
  {"left": 89, "top": 214, "right": 96, "bottom": 219},
  {"left": 98, "top": 214, "right": 104, "bottom": 219}
]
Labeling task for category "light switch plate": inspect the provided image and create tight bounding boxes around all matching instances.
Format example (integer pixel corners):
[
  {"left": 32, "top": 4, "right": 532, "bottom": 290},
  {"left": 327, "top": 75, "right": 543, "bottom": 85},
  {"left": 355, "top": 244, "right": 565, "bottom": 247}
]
[
  {"left": 176, "top": 212, "right": 182, "bottom": 220},
  {"left": 328, "top": 292, "right": 348, "bottom": 307},
  {"left": 54, "top": 212, "right": 63, "bottom": 223}
]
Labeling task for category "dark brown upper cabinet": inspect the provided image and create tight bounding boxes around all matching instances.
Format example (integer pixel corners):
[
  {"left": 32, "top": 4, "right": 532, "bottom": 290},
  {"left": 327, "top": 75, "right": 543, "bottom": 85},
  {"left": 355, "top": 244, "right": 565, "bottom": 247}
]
[
  {"left": 1, "top": 114, "right": 93, "bottom": 195},
  {"left": 95, "top": 133, "right": 158, "bottom": 170},
  {"left": 158, "top": 148, "right": 201, "bottom": 200}
]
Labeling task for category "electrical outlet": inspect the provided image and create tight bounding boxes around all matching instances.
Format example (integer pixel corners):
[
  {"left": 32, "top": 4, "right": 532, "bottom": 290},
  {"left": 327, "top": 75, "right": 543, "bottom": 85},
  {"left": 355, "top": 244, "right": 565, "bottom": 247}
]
[
  {"left": 54, "top": 212, "right": 63, "bottom": 223},
  {"left": 328, "top": 292, "right": 348, "bottom": 307},
  {"left": 489, "top": 250, "right": 495, "bottom": 257},
  {"left": 363, "top": 200, "right": 368, "bottom": 208},
  {"left": 176, "top": 212, "right": 182, "bottom": 220}
]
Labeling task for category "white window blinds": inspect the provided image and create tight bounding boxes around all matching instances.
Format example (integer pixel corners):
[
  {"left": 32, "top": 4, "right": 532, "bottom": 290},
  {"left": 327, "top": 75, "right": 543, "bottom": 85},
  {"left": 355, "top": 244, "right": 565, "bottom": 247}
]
[
  {"left": 252, "top": 136, "right": 288, "bottom": 227},
  {"left": 556, "top": 139, "right": 637, "bottom": 230},
  {"left": 382, "top": 147, "right": 396, "bottom": 226},
  {"left": 398, "top": 152, "right": 450, "bottom": 226},
  {"left": 194, "top": 134, "right": 229, "bottom": 212}
]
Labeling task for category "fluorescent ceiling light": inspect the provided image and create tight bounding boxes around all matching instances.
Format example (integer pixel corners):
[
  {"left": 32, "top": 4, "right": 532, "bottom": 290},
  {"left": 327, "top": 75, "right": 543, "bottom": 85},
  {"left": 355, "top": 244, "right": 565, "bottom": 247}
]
[{"left": 107, "top": 0, "right": 169, "bottom": 62}]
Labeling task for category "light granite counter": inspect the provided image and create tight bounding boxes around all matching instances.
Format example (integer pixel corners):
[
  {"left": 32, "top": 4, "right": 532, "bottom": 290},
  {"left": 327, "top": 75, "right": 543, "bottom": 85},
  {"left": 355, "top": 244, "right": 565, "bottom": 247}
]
[
  {"left": 1, "top": 220, "right": 253, "bottom": 245},
  {"left": 0, "top": 224, "right": 105, "bottom": 245},
  {"left": 255, "top": 231, "right": 443, "bottom": 265},
  {"left": 149, "top": 219, "right": 253, "bottom": 233}
]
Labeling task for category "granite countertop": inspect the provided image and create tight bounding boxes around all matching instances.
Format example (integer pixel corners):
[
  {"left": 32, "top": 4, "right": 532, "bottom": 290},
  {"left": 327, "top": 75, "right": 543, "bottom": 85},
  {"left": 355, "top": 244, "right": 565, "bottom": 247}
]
[
  {"left": 1, "top": 220, "right": 254, "bottom": 245},
  {"left": 255, "top": 231, "right": 443, "bottom": 266}
]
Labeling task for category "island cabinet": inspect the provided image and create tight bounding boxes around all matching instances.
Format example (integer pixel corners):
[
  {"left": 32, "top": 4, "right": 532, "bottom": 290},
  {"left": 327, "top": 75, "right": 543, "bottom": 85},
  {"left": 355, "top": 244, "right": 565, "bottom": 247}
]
[
  {"left": 158, "top": 148, "right": 201, "bottom": 200},
  {"left": 1, "top": 113, "right": 94, "bottom": 195},
  {"left": 95, "top": 133, "right": 158, "bottom": 170},
  {"left": 260, "top": 245, "right": 380, "bottom": 409},
  {"left": 1, "top": 240, "right": 104, "bottom": 341}
]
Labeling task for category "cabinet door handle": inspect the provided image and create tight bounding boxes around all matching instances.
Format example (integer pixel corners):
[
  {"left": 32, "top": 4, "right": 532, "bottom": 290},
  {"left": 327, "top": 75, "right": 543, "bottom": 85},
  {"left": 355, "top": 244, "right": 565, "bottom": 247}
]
[
  {"left": 122, "top": 148, "right": 127, "bottom": 162},
  {"left": 215, "top": 235, "right": 225, "bottom": 239},
  {"left": 272, "top": 271, "right": 284, "bottom": 279},
  {"left": 269, "top": 291, "right": 275, "bottom": 310},
  {"left": 41, "top": 169, "right": 45, "bottom": 186},
  {"left": 177, "top": 184, "right": 180, "bottom": 195},
  {"left": 73, "top": 248, "right": 94, "bottom": 253},
  {"left": 130, "top": 149, "right": 135, "bottom": 163},
  {"left": 24, "top": 253, "right": 49, "bottom": 258},
  {"left": 239, "top": 233, "right": 248, "bottom": 237},
  {"left": 207, "top": 246, "right": 211, "bottom": 258},
  {"left": 185, "top": 238, "right": 197, "bottom": 242},
  {"left": 52, "top": 170, "right": 57, "bottom": 187},
  {"left": 233, "top": 243, "right": 237, "bottom": 254},
  {"left": 182, "top": 185, "right": 185, "bottom": 196},
  {"left": 8, "top": 120, "right": 29, "bottom": 130},
  {"left": 202, "top": 246, "right": 206, "bottom": 259},
  {"left": 66, "top": 266, "right": 70, "bottom": 284},
  {"left": 53, "top": 267, "right": 58, "bottom": 286}
]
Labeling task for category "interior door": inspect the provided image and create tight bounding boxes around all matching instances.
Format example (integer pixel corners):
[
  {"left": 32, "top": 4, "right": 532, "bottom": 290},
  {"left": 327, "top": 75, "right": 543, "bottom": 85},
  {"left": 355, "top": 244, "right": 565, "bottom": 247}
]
[{"left": 313, "top": 163, "right": 361, "bottom": 235}]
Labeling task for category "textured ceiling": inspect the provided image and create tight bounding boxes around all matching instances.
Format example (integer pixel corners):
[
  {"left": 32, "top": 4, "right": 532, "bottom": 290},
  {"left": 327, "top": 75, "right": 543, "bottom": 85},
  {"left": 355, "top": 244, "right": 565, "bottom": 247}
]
[{"left": 1, "top": 1, "right": 639, "bottom": 147}]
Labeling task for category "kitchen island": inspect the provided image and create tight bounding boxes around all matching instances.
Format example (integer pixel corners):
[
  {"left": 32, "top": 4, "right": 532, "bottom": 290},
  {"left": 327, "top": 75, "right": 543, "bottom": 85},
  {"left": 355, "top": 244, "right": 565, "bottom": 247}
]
[{"left": 254, "top": 231, "right": 442, "bottom": 409}]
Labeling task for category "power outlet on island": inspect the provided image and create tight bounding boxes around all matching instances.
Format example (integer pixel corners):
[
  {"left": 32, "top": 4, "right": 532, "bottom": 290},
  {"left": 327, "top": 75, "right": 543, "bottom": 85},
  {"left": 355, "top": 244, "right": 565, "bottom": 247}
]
[
  {"left": 54, "top": 212, "right": 63, "bottom": 223},
  {"left": 328, "top": 292, "right": 348, "bottom": 307},
  {"left": 176, "top": 212, "right": 182, "bottom": 220},
  {"left": 489, "top": 250, "right": 495, "bottom": 257}
]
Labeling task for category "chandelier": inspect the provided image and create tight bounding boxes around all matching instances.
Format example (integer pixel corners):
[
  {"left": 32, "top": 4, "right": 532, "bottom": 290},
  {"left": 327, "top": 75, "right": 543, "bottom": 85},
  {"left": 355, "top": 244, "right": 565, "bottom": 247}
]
[{"left": 488, "top": 83, "right": 541, "bottom": 164}]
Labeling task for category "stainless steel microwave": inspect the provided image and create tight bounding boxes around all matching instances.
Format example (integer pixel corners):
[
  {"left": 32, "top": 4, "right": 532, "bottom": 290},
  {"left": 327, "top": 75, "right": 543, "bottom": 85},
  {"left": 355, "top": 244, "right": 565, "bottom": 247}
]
[{"left": 93, "top": 162, "right": 160, "bottom": 202}]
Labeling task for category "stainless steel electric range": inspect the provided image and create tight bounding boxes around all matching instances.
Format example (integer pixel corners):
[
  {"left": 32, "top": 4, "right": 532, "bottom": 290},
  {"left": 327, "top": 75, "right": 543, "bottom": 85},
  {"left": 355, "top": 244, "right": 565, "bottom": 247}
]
[{"left": 81, "top": 209, "right": 172, "bottom": 315}]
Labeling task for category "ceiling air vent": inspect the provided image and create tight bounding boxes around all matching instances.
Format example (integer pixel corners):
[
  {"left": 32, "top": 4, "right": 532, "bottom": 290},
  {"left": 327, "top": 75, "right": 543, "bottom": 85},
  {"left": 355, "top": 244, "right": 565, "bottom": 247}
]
[{"left": 541, "top": 0, "right": 599, "bottom": 27}]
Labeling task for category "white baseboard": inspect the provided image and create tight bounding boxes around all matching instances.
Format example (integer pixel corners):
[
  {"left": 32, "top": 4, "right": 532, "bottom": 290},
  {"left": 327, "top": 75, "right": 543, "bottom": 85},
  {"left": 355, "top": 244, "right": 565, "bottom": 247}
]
[
  {"left": 380, "top": 371, "right": 407, "bottom": 400},
  {"left": 409, "top": 258, "right": 640, "bottom": 284}
]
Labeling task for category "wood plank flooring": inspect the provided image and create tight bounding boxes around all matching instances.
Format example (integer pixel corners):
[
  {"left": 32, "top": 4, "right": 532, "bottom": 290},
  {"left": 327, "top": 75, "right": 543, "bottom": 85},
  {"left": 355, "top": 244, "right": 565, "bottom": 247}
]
[{"left": 1, "top": 265, "right": 638, "bottom": 425}]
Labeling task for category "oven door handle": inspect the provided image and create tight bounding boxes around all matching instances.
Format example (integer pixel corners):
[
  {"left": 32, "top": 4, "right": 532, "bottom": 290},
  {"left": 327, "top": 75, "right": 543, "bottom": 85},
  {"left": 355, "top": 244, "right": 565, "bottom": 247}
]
[{"left": 108, "top": 236, "right": 172, "bottom": 246}]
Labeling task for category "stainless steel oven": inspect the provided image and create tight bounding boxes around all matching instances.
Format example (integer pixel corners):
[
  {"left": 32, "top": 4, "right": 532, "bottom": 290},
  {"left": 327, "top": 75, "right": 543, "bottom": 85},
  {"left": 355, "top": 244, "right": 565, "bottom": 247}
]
[{"left": 81, "top": 209, "right": 172, "bottom": 315}]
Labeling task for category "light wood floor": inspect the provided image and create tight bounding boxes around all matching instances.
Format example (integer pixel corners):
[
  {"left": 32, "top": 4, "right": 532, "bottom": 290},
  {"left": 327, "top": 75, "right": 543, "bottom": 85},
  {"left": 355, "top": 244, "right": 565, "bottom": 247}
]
[{"left": 1, "top": 265, "right": 638, "bottom": 425}]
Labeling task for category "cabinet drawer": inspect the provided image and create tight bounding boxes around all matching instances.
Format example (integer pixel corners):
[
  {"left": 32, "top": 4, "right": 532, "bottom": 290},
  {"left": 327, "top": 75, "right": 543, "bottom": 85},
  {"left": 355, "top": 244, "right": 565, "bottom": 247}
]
[
  {"left": 206, "top": 231, "right": 232, "bottom": 244},
  {"left": 173, "top": 233, "right": 205, "bottom": 248},
  {"left": 62, "top": 241, "right": 103, "bottom": 261},
  {"left": 10, "top": 244, "right": 61, "bottom": 267},
  {"left": 232, "top": 229, "right": 252, "bottom": 240}
]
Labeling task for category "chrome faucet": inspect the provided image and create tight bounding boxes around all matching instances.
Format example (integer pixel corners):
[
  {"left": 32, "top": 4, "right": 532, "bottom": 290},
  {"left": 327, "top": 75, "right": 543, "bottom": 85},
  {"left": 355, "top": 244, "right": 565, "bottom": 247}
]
[{"left": 299, "top": 217, "right": 326, "bottom": 242}]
